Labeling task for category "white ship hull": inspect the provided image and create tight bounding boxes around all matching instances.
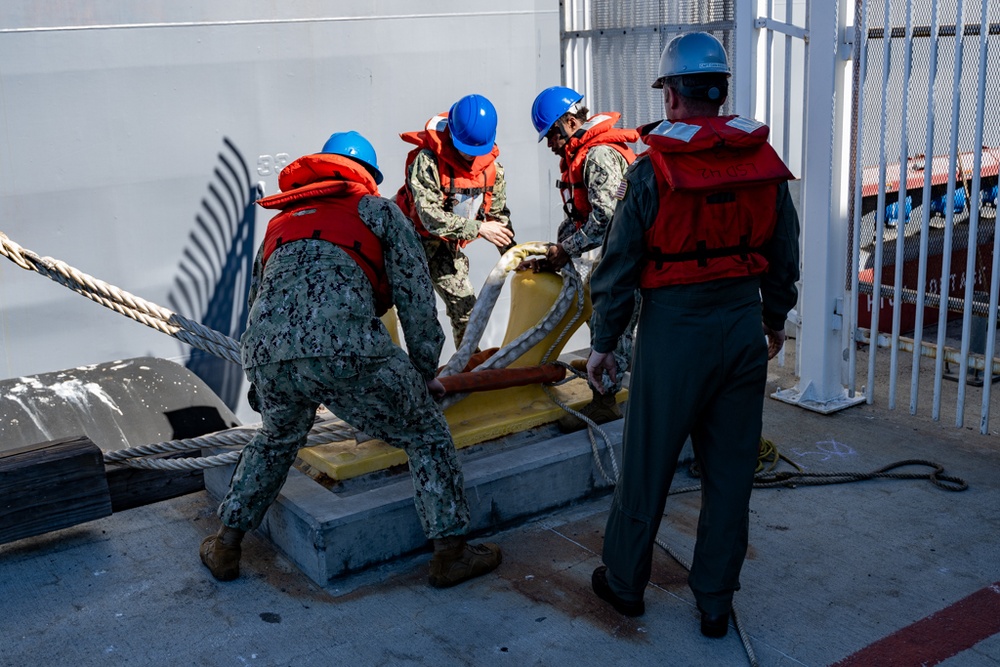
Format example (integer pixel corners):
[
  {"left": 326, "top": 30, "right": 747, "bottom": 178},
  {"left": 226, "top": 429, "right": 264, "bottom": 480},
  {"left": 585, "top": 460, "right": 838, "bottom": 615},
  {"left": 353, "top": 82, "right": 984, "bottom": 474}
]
[{"left": 0, "top": 2, "right": 568, "bottom": 422}]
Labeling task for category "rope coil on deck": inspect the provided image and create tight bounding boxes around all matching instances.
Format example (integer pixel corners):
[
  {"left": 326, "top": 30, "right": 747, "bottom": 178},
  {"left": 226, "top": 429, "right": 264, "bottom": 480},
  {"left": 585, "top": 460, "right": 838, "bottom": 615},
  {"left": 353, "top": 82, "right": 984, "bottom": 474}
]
[
  {"left": 751, "top": 458, "right": 969, "bottom": 492},
  {"left": 654, "top": 452, "right": 967, "bottom": 667}
]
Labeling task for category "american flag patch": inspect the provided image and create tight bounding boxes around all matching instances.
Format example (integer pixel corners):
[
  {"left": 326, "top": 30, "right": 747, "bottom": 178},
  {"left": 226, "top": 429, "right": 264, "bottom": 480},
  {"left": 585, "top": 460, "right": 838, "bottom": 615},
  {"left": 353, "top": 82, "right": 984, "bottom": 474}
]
[{"left": 613, "top": 180, "right": 629, "bottom": 200}]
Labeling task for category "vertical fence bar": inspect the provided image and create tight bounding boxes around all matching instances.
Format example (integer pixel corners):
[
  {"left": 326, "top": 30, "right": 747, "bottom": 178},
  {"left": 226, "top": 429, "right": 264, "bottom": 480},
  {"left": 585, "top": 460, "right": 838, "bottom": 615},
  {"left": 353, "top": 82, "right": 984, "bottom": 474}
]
[
  {"left": 959, "top": 1, "right": 991, "bottom": 427},
  {"left": 931, "top": 0, "right": 967, "bottom": 421},
  {"left": 889, "top": 0, "right": 915, "bottom": 410},
  {"left": 782, "top": 0, "right": 794, "bottom": 159},
  {"left": 955, "top": 14, "right": 976, "bottom": 418},
  {"left": 797, "top": 0, "right": 812, "bottom": 382},
  {"left": 734, "top": 0, "right": 757, "bottom": 118},
  {"left": 849, "top": 0, "right": 871, "bottom": 397},
  {"left": 910, "top": 0, "right": 941, "bottom": 414},
  {"left": 981, "top": 199, "right": 1000, "bottom": 431},
  {"left": 866, "top": 0, "right": 894, "bottom": 404},
  {"left": 766, "top": 0, "right": 774, "bottom": 128},
  {"left": 583, "top": 0, "right": 592, "bottom": 103},
  {"left": 981, "top": 19, "right": 1000, "bottom": 432},
  {"left": 562, "top": 0, "right": 574, "bottom": 90}
]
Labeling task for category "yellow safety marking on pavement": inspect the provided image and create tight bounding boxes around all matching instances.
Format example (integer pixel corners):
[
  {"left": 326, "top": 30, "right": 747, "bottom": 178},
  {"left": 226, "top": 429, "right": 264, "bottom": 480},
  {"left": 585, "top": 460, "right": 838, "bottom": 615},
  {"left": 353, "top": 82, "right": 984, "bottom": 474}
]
[{"left": 297, "top": 377, "right": 627, "bottom": 482}]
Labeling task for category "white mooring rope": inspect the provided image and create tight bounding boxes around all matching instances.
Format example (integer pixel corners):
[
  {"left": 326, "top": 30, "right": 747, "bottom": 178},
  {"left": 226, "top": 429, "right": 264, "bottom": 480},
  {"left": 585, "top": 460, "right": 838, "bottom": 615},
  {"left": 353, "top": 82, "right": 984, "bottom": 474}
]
[{"left": 1, "top": 233, "right": 613, "bottom": 472}]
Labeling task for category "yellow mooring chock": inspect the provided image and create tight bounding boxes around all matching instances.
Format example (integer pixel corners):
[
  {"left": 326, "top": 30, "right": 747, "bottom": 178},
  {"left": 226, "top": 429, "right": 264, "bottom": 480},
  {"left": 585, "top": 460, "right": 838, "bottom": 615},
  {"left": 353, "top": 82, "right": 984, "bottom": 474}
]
[{"left": 296, "top": 269, "right": 627, "bottom": 482}]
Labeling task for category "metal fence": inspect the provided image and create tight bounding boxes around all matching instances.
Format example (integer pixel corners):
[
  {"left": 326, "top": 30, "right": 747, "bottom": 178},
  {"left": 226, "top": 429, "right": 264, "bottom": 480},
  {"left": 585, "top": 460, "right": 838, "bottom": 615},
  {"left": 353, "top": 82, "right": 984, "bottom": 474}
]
[
  {"left": 561, "top": 0, "right": 1000, "bottom": 433},
  {"left": 559, "top": 0, "right": 736, "bottom": 129},
  {"left": 848, "top": 0, "right": 1000, "bottom": 431}
]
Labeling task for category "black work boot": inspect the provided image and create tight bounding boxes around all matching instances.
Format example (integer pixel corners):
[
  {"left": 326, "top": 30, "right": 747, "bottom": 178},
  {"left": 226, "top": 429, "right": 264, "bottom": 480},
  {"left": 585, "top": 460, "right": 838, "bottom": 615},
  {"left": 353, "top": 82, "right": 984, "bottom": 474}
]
[
  {"left": 592, "top": 566, "right": 645, "bottom": 617},
  {"left": 557, "top": 389, "right": 622, "bottom": 433},
  {"left": 199, "top": 525, "right": 245, "bottom": 581},
  {"left": 428, "top": 536, "right": 502, "bottom": 588},
  {"left": 699, "top": 606, "right": 732, "bottom": 638}
]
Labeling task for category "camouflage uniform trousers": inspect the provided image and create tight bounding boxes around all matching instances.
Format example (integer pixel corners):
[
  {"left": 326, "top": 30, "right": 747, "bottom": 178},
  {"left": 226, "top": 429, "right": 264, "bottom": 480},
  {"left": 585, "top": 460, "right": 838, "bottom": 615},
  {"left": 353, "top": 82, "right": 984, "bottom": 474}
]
[
  {"left": 600, "top": 291, "right": 639, "bottom": 395},
  {"left": 604, "top": 290, "right": 642, "bottom": 394},
  {"left": 219, "top": 348, "right": 471, "bottom": 539},
  {"left": 422, "top": 237, "right": 477, "bottom": 348},
  {"left": 580, "top": 258, "right": 640, "bottom": 395}
]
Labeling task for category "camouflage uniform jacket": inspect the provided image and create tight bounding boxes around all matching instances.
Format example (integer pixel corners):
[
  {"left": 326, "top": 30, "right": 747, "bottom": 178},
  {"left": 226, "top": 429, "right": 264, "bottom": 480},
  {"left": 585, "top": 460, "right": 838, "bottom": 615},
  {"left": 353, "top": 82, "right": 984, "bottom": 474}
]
[
  {"left": 407, "top": 148, "right": 512, "bottom": 244},
  {"left": 557, "top": 143, "right": 631, "bottom": 258},
  {"left": 241, "top": 195, "right": 444, "bottom": 382}
]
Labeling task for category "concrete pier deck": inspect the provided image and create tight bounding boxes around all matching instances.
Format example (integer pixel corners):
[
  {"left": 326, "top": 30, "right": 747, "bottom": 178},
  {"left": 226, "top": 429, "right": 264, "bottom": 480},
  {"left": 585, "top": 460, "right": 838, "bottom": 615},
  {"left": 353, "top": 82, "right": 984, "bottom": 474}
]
[{"left": 3, "top": 345, "right": 999, "bottom": 666}]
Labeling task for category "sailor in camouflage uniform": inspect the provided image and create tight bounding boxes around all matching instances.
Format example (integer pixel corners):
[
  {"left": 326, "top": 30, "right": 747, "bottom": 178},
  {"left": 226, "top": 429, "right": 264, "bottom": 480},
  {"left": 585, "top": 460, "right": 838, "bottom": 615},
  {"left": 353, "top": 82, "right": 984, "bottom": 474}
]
[
  {"left": 199, "top": 131, "right": 502, "bottom": 588},
  {"left": 521, "top": 87, "right": 641, "bottom": 432},
  {"left": 395, "top": 94, "right": 515, "bottom": 348}
]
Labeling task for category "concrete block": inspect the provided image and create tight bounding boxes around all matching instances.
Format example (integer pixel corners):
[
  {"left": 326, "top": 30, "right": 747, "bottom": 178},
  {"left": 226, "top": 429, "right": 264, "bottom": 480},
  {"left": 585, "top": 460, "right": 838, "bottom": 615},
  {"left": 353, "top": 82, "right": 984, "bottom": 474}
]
[{"left": 204, "top": 422, "right": 624, "bottom": 586}]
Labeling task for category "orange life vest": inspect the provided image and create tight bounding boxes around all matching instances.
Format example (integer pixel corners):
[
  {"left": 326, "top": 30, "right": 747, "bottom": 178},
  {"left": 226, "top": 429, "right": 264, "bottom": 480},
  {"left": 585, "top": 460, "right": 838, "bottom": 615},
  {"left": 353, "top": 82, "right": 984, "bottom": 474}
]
[
  {"left": 257, "top": 153, "right": 393, "bottom": 316},
  {"left": 395, "top": 113, "right": 499, "bottom": 248},
  {"left": 639, "top": 115, "right": 794, "bottom": 288},
  {"left": 557, "top": 113, "right": 639, "bottom": 227}
]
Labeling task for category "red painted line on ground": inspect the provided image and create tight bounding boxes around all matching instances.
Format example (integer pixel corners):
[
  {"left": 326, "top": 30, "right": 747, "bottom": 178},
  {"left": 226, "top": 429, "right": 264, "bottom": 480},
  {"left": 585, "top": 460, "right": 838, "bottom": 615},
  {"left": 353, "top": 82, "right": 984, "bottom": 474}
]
[{"left": 831, "top": 582, "right": 1000, "bottom": 667}]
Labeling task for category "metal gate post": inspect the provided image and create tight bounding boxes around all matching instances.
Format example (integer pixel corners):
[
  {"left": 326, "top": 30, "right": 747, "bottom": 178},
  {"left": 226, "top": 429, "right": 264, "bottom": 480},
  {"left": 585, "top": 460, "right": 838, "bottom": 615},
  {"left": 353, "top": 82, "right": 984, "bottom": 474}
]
[
  {"left": 732, "top": 0, "right": 756, "bottom": 119},
  {"left": 773, "top": 0, "right": 864, "bottom": 413}
]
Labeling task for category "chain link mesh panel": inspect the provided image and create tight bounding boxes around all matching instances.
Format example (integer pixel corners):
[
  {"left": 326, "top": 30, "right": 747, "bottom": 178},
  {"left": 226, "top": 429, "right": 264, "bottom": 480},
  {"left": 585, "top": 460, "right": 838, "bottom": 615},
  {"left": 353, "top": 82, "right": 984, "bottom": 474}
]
[
  {"left": 850, "top": 1, "right": 1000, "bottom": 330},
  {"left": 562, "top": 0, "right": 736, "bottom": 131},
  {"left": 848, "top": 0, "right": 1000, "bottom": 421}
]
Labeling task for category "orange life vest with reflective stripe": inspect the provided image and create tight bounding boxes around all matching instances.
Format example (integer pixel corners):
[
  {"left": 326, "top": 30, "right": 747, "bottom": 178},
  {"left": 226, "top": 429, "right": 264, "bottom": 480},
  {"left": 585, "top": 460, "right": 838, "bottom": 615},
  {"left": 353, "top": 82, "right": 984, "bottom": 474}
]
[
  {"left": 558, "top": 113, "right": 639, "bottom": 227},
  {"left": 395, "top": 113, "right": 499, "bottom": 248},
  {"left": 639, "top": 115, "right": 794, "bottom": 288},
  {"left": 257, "top": 153, "right": 393, "bottom": 315}
]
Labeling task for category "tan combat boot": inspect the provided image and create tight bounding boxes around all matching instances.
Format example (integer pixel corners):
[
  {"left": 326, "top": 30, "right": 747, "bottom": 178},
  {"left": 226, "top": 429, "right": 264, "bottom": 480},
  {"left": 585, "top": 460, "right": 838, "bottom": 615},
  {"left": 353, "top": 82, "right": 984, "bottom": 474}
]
[
  {"left": 199, "top": 525, "right": 245, "bottom": 581},
  {"left": 428, "top": 536, "right": 502, "bottom": 588},
  {"left": 557, "top": 389, "right": 622, "bottom": 433}
]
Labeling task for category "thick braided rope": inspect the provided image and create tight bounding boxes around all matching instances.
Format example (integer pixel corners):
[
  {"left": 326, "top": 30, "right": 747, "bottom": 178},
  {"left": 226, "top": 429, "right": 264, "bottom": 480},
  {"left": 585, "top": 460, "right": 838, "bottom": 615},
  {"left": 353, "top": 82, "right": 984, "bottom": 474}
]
[
  {"left": 1, "top": 232, "right": 242, "bottom": 363},
  {"left": 439, "top": 243, "right": 574, "bottom": 376},
  {"left": 2, "top": 233, "right": 600, "bottom": 474},
  {"left": 1, "top": 233, "right": 360, "bottom": 469},
  {"left": 438, "top": 243, "right": 584, "bottom": 410}
]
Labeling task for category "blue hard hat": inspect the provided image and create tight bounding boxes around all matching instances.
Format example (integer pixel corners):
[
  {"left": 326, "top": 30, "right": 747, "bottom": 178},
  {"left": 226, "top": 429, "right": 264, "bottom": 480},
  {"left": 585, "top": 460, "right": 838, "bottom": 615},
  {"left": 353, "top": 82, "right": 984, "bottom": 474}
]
[
  {"left": 653, "top": 32, "right": 731, "bottom": 89},
  {"left": 320, "top": 130, "right": 383, "bottom": 184},
  {"left": 447, "top": 94, "right": 498, "bottom": 157},
  {"left": 531, "top": 86, "right": 584, "bottom": 142}
]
